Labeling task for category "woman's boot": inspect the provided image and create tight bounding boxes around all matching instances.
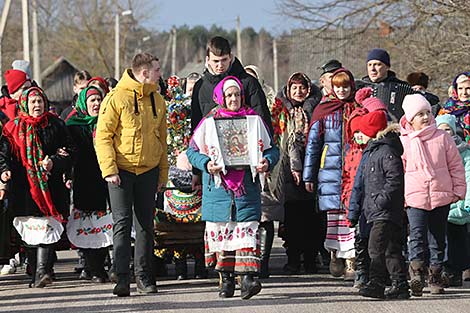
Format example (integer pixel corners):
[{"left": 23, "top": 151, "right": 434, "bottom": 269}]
[
  {"left": 219, "top": 272, "right": 235, "bottom": 298},
  {"left": 259, "top": 221, "right": 274, "bottom": 278},
  {"left": 329, "top": 251, "right": 345, "bottom": 277},
  {"left": 35, "top": 246, "right": 52, "bottom": 288},
  {"left": 86, "top": 248, "right": 108, "bottom": 283},
  {"left": 240, "top": 274, "right": 262, "bottom": 299}
]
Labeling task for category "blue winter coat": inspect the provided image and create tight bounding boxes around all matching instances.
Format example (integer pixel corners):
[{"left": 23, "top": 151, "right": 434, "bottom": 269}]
[
  {"left": 303, "top": 109, "right": 344, "bottom": 211},
  {"left": 186, "top": 143, "right": 279, "bottom": 223}
]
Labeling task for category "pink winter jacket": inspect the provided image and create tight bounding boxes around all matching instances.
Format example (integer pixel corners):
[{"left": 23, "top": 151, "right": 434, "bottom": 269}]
[{"left": 399, "top": 116, "right": 466, "bottom": 211}]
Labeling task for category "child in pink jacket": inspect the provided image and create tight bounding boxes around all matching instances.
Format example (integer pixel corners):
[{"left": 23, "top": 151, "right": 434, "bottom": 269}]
[{"left": 400, "top": 94, "right": 466, "bottom": 297}]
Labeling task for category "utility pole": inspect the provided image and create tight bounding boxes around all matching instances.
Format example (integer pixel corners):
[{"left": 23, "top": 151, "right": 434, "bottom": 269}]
[
  {"left": 161, "top": 31, "right": 172, "bottom": 74},
  {"left": 236, "top": 16, "right": 242, "bottom": 62},
  {"left": 114, "top": 13, "right": 120, "bottom": 79},
  {"left": 22, "top": 0, "right": 30, "bottom": 62},
  {"left": 273, "top": 39, "right": 278, "bottom": 92},
  {"left": 31, "top": 0, "right": 40, "bottom": 85},
  {"left": 0, "top": 0, "right": 12, "bottom": 86},
  {"left": 171, "top": 27, "right": 176, "bottom": 75}
]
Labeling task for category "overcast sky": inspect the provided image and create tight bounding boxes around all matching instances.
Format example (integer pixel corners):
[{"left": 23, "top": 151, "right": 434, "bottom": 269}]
[{"left": 146, "top": 0, "right": 298, "bottom": 34}]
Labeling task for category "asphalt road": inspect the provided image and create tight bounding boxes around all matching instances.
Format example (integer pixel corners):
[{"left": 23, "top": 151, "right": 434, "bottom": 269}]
[{"left": 1, "top": 236, "right": 469, "bottom": 313}]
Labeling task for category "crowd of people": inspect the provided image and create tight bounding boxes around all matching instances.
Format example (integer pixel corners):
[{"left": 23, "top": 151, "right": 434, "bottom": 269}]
[{"left": 0, "top": 34, "right": 469, "bottom": 302}]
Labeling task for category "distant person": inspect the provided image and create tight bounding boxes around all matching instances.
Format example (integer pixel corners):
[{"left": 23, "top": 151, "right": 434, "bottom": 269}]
[
  {"left": 439, "top": 72, "right": 470, "bottom": 142},
  {"left": 318, "top": 59, "right": 343, "bottom": 96},
  {"left": 105, "top": 77, "right": 118, "bottom": 91},
  {"left": 60, "top": 70, "right": 91, "bottom": 120},
  {"left": 406, "top": 72, "right": 440, "bottom": 115},
  {"left": 357, "top": 48, "right": 409, "bottom": 121},
  {"left": 244, "top": 65, "right": 276, "bottom": 108},
  {"left": 0, "top": 69, "right": 32, "bottom": 120},
  {"left": 183, "top": 72, "right": 201, "bottom": 97},
  {"left": 95, "top": 52, "right": 168, "bottom": 297},
  {"left": 435, "top": 114, "right": 470, "bottom": 287},
  {"left": 190, "top": 36, "right": 272, "bottom": 133}
]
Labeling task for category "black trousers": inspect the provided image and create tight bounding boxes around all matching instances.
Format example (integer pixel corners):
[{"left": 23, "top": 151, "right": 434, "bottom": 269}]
[
  {"left": 284, "top": 200, "right": 321, "bottom": 265},
  {"left": 108, "top": 167, "right": 158, "bottom": 280},
  {"left": 368, "top": 220, "right": 407, "bottom": 283},
  {"left": 446, "top": 222, "right": 470, "bottom": 272}
]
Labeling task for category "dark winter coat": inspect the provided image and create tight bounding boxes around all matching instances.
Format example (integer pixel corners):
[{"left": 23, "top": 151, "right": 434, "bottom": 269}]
[
  {"left": 276, "top": 86, "right": 320, "bottom": 202},
  {"left": 0, "top": 116, "right": 75, "bottom": 217},
  {"left": 67, "top": 125, "right": 109, "bottom": 212},
  {"left": 356, "top": 71, "right": 409, "bottom": 121},
  {"left": 348, "top": 125, "right": 405, "bottom": 226},
  {"left": 190, "top": 57, "right": 273, "bottom": 134}
]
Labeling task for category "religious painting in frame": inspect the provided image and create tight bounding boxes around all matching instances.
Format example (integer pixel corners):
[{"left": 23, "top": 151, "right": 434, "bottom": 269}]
[{"left": 214, "top": 117, "right": 250, "bottom": 168}]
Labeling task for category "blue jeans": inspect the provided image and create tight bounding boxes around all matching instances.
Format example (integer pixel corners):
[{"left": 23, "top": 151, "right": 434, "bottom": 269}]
[{"left": 407, "top": 205, "right": 450, "bottom": 267}]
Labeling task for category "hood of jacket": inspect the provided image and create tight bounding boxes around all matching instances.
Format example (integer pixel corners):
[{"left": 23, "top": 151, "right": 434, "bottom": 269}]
[
  {"left": 365, "top": 123, "right": 403, "bottom": 156},
  {"left": 115, "top": 69, "right": 158, "bottom": 97}
]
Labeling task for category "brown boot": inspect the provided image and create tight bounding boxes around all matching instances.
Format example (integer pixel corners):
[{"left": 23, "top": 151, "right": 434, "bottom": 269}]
[
  {"left": 409, "top": 260, "right": 425, "bottom": 297},
  {"left": 429, "top": 266, "right": 445, "bottom": 294},
  {"left": 329, "top": 251, "right": 345, "bottom": 277}
]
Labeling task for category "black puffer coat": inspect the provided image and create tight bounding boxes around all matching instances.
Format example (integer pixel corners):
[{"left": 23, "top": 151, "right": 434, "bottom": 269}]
[
  {"left": 190, "top": 57, "right": 272, "bottom": 133},
  {"left": 67, "top": 125, "right": 108, "bottom": 212},
  {"left": 348, "top": 125, "right": 404, "bottom": 226},
  {"left": 0, "top": 116, "right": 75, "bottom": 217}
]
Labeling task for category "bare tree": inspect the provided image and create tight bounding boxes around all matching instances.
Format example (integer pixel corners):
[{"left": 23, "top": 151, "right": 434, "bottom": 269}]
[{"left": 276, "top": 0, "right": 470, "bottom": 97}]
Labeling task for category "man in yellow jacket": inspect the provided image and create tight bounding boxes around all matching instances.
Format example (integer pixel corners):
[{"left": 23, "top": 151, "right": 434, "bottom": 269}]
[{"left": 95, "top": 53, "right": 168, "bottom": 297}]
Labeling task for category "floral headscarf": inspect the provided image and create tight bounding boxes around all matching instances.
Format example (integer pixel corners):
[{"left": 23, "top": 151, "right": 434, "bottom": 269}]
[
  {"left": 441, "top": 72, "right": 470, "bottom": 142},
  {"left": 2, "top": 87, "right": 62, "bottom": 220}
]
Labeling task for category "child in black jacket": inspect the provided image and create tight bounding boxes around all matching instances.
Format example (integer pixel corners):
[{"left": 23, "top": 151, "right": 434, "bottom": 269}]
[{"left": 349, "top": 111, "right": 410, "bottom": 299}]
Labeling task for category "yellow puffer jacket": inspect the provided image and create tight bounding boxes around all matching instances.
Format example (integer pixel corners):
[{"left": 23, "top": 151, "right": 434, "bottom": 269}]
[{"left": 95, "top": 69, "right": 168, "bottom": 184}]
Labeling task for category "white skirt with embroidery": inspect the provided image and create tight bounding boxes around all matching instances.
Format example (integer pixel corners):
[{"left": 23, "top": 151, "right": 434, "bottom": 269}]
[
  {"left": 13, "top": 216, "right": 64, "bottom": 246},
  {"left": 66, "top": 208, "right": 113, "bottom": 249},
  {"left": 205, "top": 221, "right": 259, "bottom": 253}
]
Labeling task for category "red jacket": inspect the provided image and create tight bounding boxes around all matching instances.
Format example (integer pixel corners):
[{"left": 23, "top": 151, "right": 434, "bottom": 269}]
[{"left": 0, "top": 97, "right": 18, "bottom": 121}]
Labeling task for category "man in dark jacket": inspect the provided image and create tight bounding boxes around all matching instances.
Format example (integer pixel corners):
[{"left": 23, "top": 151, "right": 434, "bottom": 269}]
[
  {"left": 356, "top": 48, "right": 411, "bottom": 121},
  {"left": 348, "top": 111, "right": 410, "bottom": 300},
  {"left": 190, "top": 36, "right": 272, "bottom": 133}
]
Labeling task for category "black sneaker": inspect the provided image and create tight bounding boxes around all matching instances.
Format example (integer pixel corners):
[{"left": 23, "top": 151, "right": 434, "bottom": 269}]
[
  {"left": 136, "top": 276, "right": 158, "bottom": 294},
  {"left": 113, "top": 280, "right": 130, "bottom": 297}
]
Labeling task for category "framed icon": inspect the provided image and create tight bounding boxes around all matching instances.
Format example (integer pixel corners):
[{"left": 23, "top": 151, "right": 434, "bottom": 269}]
[{"left": 214, "top": 117, "right": 250, "bottom": 168}]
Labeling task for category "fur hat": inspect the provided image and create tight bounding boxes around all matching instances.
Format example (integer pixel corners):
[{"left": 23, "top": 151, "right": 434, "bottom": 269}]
[
  {"left": 407, "top": 72, "right": 429, "bottom": 89},
  {"left": 367, "top": 48, "right": 390, "bottom": 67},
  {"left": 12, "top": 60, "right": 32, "bottom": 79},
  {"left": 435, "top": 114, "right": 457, "bottom": 134},
  {"left": 358, "top": 111, "right": 388, "bottom": 138},
  {"left": 4, "top": 69, "right": 28, "bottom": 94},
  {"left": 402, "top": 94, "right": 432, "bottom": 122}
]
